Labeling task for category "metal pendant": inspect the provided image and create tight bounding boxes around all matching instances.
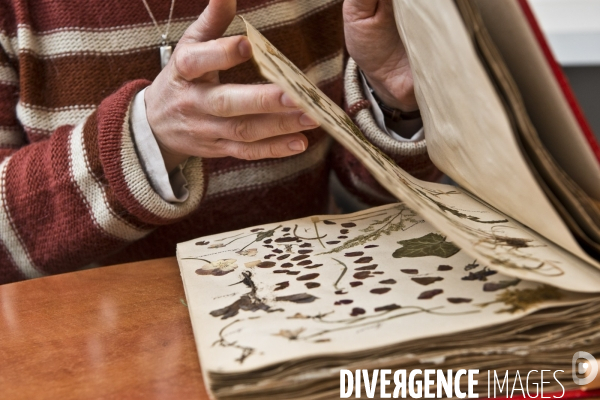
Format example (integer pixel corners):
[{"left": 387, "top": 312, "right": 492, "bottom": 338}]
[{"left": 160, "top": 45, "right": 172, "bottom": 69}]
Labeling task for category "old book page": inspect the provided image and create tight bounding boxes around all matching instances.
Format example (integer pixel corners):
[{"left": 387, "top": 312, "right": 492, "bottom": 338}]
[
  {"left": 391, "top": 0, "right": 597, "bottom": 262},
  {"left": 242, "top": 17, "right": 600, "bottom": 292},
  {"left": 177, "top": 203, "right": 594, "bottom": 375}
]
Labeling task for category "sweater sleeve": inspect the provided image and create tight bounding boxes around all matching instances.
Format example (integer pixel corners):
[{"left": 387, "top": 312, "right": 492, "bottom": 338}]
[
  {"left": 0, "top": 44, "right": 205, "bottom": 283},
  {"left": 331, "top": 58, "right": 442, "bottom": 206}
]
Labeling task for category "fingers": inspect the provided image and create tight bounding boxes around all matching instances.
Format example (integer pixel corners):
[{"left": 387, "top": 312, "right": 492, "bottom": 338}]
[
  {"left": 173, "top": 36, "right": 251, "bottom": 81},
  {"left": 343, "top": 0, "right": 379, "bottom": 21},
  {"left": 198, "top": 83, "right": 300, "bottom": 117},
  {"left": 180, "top": 0, "right": 237, "bottom": 44},
  {"left": 194, "top": 111, "right": 317, "bottom": 143},
  {"left": 219, "top": 133, "right": 309, "bottom": 160}
]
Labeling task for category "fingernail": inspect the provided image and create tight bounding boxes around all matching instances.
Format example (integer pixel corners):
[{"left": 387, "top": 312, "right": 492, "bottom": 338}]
[
  {"left": 238, "top": 38, "right": 252, "bottom": 58},
  {"left": 288, "top": 140, "right": 306, "bottom": 152},
  {"left": 281, "top": 93, "right": 297, "bottom": 108},
  {"left": 299, "top": 113, "right": 318, "bottom": 127}
]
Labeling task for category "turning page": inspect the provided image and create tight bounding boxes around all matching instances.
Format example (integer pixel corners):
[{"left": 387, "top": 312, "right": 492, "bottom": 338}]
[{"left": 241, "top": 17, "right": 600, "bottom": 292}]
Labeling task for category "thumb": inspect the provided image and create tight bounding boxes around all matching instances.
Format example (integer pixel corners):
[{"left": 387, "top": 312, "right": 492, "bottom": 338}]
[
  {"left": 343, "top": 0, "right": 379, "bottom": 21},
  {"left": 180, "top": 0, "right": 236, "bottom": 44}
]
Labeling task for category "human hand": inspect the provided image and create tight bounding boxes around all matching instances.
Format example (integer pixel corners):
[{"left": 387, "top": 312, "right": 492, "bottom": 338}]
[
  {"left": 343, "top": 0, "right": 417, "bottom": 112},
  {"left": 145, "top": 0, "right": 318, "bottom": 172}
]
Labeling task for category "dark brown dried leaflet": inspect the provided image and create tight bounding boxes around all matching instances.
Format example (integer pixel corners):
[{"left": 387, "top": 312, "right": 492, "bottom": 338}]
[
  {"left": 323, "top": 220, "right": 336, "bottom": 225},
  {"left": 401, "top": 269, "right": 419, "bottom": 274},
  {"left": 344, "top": 251, "right": 364, "bottom": 257},
  {"left": 297, "top": 273, "right": 320, "bottom": 281},
  {"left": 370, "top": 288, "right": 391, "bottom": 294},
  {"left": 447, "top": 298, "right": 472, "bottom": 304},
  {"left": 257, "top": 261, "right": 276, "bottom": 268},
  {"left": 380, "top": 279, "right": 397, "bottom": 284},
  {"left": 305, "top": 264, "right": 323, "bottom": 269},
  {"left": 274, "top": 282, "right": 290, "bottom": 291},
  {"left": 277, "top": 254, "right": 290, "bottom": 260},
  {"left": 411, "top": 277, "right": 444, "bottom": 286},
  {"left": 374, "top": 304, "right": 401, "bottom": 312},
  {"left": 334, "top": 299, "right": 353, "bottom": 305},
  {"left": 342, "top": 223, "right": 357, "bottom": 228},
  {"left": 326, "top": 241, "right": 340, "bottom": 245},
  {"left": 298, "top": 249, "right": 313, "bottom": 254},
  {"left": 340, "top": 229, "right": 349, "bottom": 234},
  {"left": 291, "top": 255, "right": 310, "bottom": 261},
  {"left": 438, "top": 265, "right": 453, "bottom": 271},
  {"left": 418, "top": 289, "right": 443, "bottom": 299},
  {"left": 195, "top": 241, "right": 209, "bottom": 246},
  {"left": 305, "top": 282, "right": 320, "bottom": 289},
  {"left": 297, "top": 260, "right": 312, "bottom": 266},
  {"left": 353, "top": 271, "right": 373, "bottom": 280},
  {"left": 354, "top": 257, "right": 373, "bottom": 264},
  {"left": 275, "top": 293, "right": 318, "bottom": 303},
  {"left": 350, "top": 281, "right": 363, "bottom": 287},
  {"left": 350, "top": 307, "right": 366, "bottom": 316},
  {"left": 281, "top": 263, "right": 293, "bottom": 268}
]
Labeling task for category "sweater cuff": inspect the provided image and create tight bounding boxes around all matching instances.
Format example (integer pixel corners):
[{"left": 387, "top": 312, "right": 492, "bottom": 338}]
[
  {"left": 96, "top": 80, "right": 205, "bottom": 225},
  {"left": 344, "top": 58, "right": 428, "bottom": 158}
]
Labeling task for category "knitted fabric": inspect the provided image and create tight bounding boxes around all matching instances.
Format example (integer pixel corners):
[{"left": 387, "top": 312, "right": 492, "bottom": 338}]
[{"left": 0, "top": 0, "right": 436, "bottom": 283}]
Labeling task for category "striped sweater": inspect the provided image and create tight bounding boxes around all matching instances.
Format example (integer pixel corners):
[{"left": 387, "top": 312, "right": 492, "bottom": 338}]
[{"left": 0, "top": 0, "right": 438, "bottom": 283}]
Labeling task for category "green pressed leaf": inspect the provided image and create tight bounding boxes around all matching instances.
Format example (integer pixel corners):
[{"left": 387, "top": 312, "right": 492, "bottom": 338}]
[{"left": 393, "top": 233, "right": 460, "bottom": 259}]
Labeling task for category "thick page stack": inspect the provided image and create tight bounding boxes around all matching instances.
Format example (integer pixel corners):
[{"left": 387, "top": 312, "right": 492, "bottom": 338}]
[{"left": 177, "top": 1, "right": 600, "bottom": 398}]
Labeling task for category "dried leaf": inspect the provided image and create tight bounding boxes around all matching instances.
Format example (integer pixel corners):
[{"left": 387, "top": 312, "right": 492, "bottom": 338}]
[
  {"left": 236, "top": 248, "right": 258, "bottom": 256},
  {"left": 334, "top": 299, "right": 353, "bottom": 305},
  {"left": 411, "top": 277, "right": 444, "bottom": 286},
  {"left": 447, "top": 298, "right": 472, "bottom": 304},
  {"left": 195, "top": 259, "right": 238, "bottom": 276},
  {"left": 438, "top": 265, "right": 453, "bottom": 271},
  {"left": 257, "top": 261, "right": 276, "bottom": 268},
  {"left": 297, "top": 273, "right": 319, "bottom": 281},
  {"left": 401, "top": 269, "right": 419, "bottom": 274},
  {"left": 370, "top": 288, "right": 391, "bottom": 294},
  {"left": 393, "top": 233, "right": 460, "bottom": 259},
  {"left": 350, "top": 281, "right": 363, "bottom": 287},
  {"left": 350, "top": 307, "right": 366, "bottom": 316},
  {"left": 344, "top": 251, "right": 364, "bottom": 257},
  {"left": 354, "top": 257, "right": 373, "bottom": 264},
  {"left": 374, "top": 304, "right": 401, "bottom": 312},
  {"left": 462, "top": 267, "right": 497, "bottom": 281},
  {"left": 275, "top": 293, "right": 318, "bottom": 303},
  {"left": 274, "top": 281, "right": 289, "bottom": 291},
  {"left": 418, "top": 289, "right": 443, "bottom": 299},
  {"left": 305, "top": 282, "right": 320, "bottom": 289},
  {"left": 380, "top": 279, "right": 397, "bottom": 285}
]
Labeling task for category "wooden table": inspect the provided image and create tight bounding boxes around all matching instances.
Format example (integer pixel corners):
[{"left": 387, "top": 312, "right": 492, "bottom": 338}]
[
  {"left": 0, "top": 258, "right": 209, "bottom": 400},
  {"left": 2, "top": 258, "right": 600, "bottom": 400}
]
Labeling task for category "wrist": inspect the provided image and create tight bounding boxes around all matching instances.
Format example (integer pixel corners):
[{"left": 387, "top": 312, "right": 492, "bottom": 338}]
[{"left": 362, "top": 72, "right": 418, "bottom": 113}]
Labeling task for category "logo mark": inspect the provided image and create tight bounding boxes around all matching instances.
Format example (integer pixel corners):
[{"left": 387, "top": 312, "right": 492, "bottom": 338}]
[{"left": 572, "top": 351, "right": 598, "bottom": 385}]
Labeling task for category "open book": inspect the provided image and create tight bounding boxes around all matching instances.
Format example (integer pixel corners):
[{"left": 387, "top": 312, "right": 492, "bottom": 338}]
[{"left": 177, "top": 1, "right": 600, "bottom": 398}]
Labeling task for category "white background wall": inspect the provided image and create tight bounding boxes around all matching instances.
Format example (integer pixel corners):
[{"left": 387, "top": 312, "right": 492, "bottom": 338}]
[
  {"left": 529, "top": 0, "right": 600, "bottom": 66},
  {"left": 529, "top": 0, "right": 600, "bottom": 137}
]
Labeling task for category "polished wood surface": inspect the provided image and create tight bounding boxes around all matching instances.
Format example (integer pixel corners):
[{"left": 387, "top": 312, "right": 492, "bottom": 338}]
[{"left": 0, "top": 258, "right": 209, "bottom": 400}]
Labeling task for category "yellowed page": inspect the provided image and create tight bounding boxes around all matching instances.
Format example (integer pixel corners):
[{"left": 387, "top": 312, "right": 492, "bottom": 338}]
[
  {"left": 242, "top": 17, "right": 600, "bottom": 292},
  {"left": 392, "top": 0, "right": 594, "bottom": 262}
]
